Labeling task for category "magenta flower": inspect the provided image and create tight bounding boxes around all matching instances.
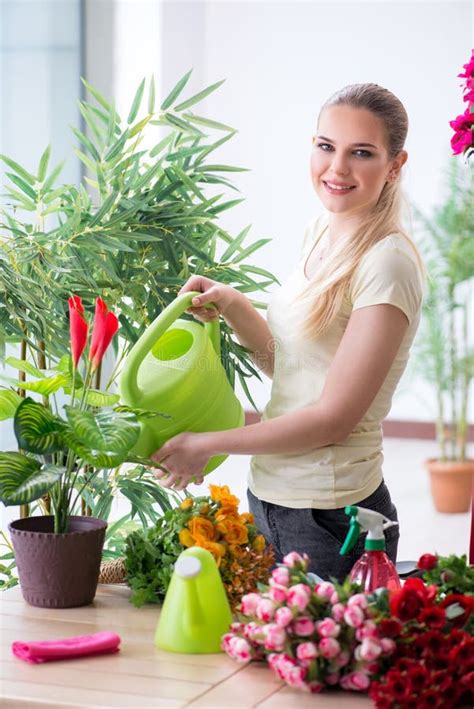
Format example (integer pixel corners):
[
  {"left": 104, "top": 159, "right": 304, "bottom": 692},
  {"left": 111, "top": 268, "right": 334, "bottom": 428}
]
[
  {"left": 458, "top": 49, "right": 474, "bottom": 80},
  {"left": 449, "top": 108, "right": 474, "bottom": 155}
]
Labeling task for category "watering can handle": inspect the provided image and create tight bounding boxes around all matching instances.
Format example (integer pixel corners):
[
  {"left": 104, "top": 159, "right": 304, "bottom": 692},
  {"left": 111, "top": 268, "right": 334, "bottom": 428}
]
[{"left": 120, "top": 291, "right": 221, "bottom": 404}]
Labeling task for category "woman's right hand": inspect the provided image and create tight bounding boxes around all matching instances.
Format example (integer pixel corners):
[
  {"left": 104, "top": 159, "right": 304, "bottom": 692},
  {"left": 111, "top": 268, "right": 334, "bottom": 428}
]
[{"left": 178, "top": 275, "right": 241, "bottom": 323}]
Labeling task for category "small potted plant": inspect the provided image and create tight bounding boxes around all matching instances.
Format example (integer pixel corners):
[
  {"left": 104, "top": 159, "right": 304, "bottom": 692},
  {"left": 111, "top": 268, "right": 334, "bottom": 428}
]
[
  {"left": 412, "top": 50, "right": 474, "bottom": 513},
  {"left": 0, "top": 295, "right": 160, "bottom": 608}
]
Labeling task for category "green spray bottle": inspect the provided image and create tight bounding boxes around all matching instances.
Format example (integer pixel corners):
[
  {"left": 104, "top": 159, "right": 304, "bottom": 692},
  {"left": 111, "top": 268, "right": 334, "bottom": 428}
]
[
  {"left": 340, "top": 505, "right": 401, "bottom": 592},
  {"left": 155, "top": 546, "right": 232, "bottom": 654}
]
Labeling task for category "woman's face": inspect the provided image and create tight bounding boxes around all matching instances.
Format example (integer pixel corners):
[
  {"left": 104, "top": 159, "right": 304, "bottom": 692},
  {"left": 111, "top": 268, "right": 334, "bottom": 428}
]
[{"left": 310, "top": 104, "right": 403, "bottom": 216}]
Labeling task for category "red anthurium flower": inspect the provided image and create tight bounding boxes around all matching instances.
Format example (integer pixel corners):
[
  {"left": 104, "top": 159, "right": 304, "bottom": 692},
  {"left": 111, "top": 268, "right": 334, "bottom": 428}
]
[
  {"left": 89, "top": 297, "right": 119, "bottom": 370},
  {"left": 68, "top": 295, "right": 88, "bottom": 368}
]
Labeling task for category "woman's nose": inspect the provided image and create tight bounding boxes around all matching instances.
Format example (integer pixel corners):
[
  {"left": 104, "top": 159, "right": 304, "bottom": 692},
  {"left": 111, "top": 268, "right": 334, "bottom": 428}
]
[{"left": 330, "top": 153, "right": 351, "bottom": 175}]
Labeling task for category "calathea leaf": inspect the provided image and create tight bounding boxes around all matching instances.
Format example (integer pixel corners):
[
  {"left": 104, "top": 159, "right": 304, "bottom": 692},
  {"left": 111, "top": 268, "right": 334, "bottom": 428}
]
[
  {"left": 0, "top": 453, "right": 64, "bottom": 505},
  {"left": 14, "top": 397, "right": 65, "bottom": 454}
]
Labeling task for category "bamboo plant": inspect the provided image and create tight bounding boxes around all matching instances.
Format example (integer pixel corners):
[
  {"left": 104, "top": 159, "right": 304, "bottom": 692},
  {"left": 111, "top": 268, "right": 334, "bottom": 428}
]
[{"left": 412, "top": 157, "right": 474, "bottom": 461}]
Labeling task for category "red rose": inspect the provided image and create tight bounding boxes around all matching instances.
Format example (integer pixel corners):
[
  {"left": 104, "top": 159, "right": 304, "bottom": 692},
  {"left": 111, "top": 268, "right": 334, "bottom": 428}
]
[
  {"left": 418, "top": 606, "right": 446, "bottom": 629},
  {"left": 449, "top": 638, "right": 474, "bottom": 668},
  {"left": 378, "top": 618, "right": 403, "bottom": 638},
  {"left": 407, "top": 665, "right": 429, "bottom": 692},
  {"left": 386, "top": 670, "right": 412, "bottom": 702},
  {"left": 389, "top": 578, "right": 436, "bottom": 621},
  {"left": 418, "top": 630, "right": 446, "bottom": 656},
  {"left": 417, "top": 553, "right": 438, "bottom": 571},
  {"left": 440, "top": 594, "right": 474, "bottom": 628}
]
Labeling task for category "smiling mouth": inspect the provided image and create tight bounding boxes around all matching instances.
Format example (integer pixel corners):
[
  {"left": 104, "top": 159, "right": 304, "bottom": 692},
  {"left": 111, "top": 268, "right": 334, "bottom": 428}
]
[{"left": 323, "top": 180, "right": 357, "bottom": 193}]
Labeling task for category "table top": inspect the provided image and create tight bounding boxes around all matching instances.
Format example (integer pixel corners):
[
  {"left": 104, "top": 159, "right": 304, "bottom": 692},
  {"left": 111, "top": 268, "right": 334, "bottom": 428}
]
[{"left": 1, "top": 584, "right": 371, "bottom": 708}]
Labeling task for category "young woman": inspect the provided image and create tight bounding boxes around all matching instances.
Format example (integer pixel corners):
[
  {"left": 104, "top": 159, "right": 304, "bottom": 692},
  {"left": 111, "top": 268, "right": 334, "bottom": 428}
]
[{"left": 151, "top": 83, "right": 426, "bottom": 582}]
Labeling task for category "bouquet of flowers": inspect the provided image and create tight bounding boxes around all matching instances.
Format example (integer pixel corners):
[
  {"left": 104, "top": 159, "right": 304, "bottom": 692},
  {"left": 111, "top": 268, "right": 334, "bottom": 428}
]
[
  {"left": 222, "top": 552, "right": 397, "bottom": 694},
  {"left": 124, "top": 484, "right": 274, "bottom": 609},
  {"left": 450, "top": 48, "right": 474, "bottom": 159}
]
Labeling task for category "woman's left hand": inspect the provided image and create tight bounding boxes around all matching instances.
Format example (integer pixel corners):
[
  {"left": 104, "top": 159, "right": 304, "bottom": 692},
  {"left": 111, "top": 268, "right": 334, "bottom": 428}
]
[{"left": 151, "top": 432, "right": 214, "bottom": 491}]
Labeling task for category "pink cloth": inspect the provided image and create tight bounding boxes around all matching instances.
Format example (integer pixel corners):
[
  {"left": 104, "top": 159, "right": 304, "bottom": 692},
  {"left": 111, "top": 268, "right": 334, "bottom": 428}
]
[{"left": 11, "top": 631, "right": 121, "bottom": 664}]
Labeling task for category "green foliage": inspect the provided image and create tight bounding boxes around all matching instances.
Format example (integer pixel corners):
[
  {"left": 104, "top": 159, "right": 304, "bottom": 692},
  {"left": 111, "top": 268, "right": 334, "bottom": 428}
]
[
  {"left": 412, "top": 158, "right": 474, "bottom": 461},
  {"left": 420, "top": 553, "right": 474, "bottom": 596}
]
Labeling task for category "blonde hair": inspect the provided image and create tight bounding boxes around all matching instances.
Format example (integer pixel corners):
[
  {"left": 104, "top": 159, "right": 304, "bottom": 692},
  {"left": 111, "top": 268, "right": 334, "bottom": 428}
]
[{"left": 294, "top": 83, "right": 426, "bottom": 339}]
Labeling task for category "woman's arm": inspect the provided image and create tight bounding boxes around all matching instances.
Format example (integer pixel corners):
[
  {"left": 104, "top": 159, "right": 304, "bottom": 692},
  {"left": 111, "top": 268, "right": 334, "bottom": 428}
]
[
  {"left": 202, "top": 303, "right": 409, "bottom": 456},
  {"left": 151, "top": 302, "right": 409, "bottom": 488}
]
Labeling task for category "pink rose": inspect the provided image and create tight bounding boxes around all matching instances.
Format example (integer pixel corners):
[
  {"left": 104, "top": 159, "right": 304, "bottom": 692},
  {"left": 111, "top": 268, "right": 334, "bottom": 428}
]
[
  {"left": 343, "top": 605, "right": 365, "bottom": 628},
  {"left": 268, "top": 652, "right": 294, "bottom": 679},
  {"left": 347, "top": 593, "right": 368, "bottom": 610},
  {"left": 240, "top": 592, "right": 261, "bottom": 616},
  {"left": 318, "top": 637, "right": 341, "bottom": 659},
  {"left": 326, "top": 671, "right": 340, "bottom": 686},
  {"left": 221, "top": 632, "right": 234, "bottom": 653},
  {"left": 334, "top": 649, "right": 351, "bottom": 668},
  {"left": 316, "top": 618, "right": 341, "bottom": 638},
  {"left": 340, "top": 670, "right": 370, "bottom": 691},
  {"left": 256, "top": 598, "right": 276, "bottom": 622},
  {"left": 274, "top": 606, "right": 293, "bottom": 628},
  {"left": 268, "top": 585, "right": 287, "bottom": 604},
  {"left": 292, "top": 617, "right": 315, "bottom": 637},
  {"left": 287, "top": 583, "right": 312, "bottom": 612},
  {"left": 263, "top": 623, "right": 287, "bottom": 651},
  {"left": 331, "top": 603, "right": 346, "bottom": 622},
  {"left": 243, "top": 621, "right": 263, "bottom": 644},
  {"left": 307, "top": 680, "right": 323, "bottom": 693},
  {"left": 271, "top": 567, "right": 290, "bottom": 586},
  {"left": 359, "top": 637, "right": 383, "bottom": 662},
  {"left": 230, "top": 621, "right": 245, "bottom": 633},
  {"left": 315, "top": 581, "right": 335, "bottom": 600},
  {"left": 355, "top": 620, "right": 378, "bottom": 641},
  {"left": 228, "top": 636, "right": 253, "bottom": 662},
  {"left": 330, "top": 591, "right": 340, "bottom": 605},
  {"left": 296, "top": 641, "right": 319, "bottom": 661},
  {"left": 380, "top": 637, "right": 396, "bottom": 655},
  {"left": 283, "top": 665, "right": 307, "bottom": 689}
]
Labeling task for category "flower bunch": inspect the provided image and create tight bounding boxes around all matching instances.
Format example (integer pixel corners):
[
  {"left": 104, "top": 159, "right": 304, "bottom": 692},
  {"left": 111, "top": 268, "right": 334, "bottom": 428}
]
[
  {"left": 417, "top": 552, "right": 474, "bottom": 597},
  {"left": 450, "top": 49, "right": 474, "bottom": 158},
  {"left": 124, "top": 484, "right": 274, "bottom": 609},
  {"left": 222, "top": 552, "right": 397, "bottom": 694},
  {"left": 368, "top": 559, "right": 474, "bottom": 708}
]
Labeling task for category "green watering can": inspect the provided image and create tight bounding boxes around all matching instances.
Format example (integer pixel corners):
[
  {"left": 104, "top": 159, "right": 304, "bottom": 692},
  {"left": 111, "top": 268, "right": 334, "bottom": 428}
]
[
  {"left": 155, "top": 546, "right": 232, "bottom": 654},
  {"left": 119, "top": 291, "right": 245, "bottom": 473}
]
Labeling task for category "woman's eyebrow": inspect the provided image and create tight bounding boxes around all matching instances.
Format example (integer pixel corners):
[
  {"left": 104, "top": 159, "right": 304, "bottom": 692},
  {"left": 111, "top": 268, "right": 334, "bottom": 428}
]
[{"left": 316, "top": 135, "right": 378, "bottom": 149}]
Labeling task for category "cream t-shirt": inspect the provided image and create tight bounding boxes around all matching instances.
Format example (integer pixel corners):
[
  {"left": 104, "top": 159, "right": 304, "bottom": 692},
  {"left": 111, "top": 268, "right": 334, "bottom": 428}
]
[{"left": 248, "top": 212, "right": 425, "bottom": 509}]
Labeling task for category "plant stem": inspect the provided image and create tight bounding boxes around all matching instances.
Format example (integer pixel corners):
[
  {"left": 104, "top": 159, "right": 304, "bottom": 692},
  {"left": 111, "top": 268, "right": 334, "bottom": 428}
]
[
  {"left": 448, "top": 288, "right": 458, "bottom": 461},
  {"left": 18, "top": 332, "right": 29, "bottom": 519}
]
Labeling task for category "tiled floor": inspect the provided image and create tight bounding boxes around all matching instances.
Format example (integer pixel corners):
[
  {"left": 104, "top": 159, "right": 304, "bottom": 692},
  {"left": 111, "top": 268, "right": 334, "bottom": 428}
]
[{"left": 1, "top": 438, "right": 472, "bottom": 564}]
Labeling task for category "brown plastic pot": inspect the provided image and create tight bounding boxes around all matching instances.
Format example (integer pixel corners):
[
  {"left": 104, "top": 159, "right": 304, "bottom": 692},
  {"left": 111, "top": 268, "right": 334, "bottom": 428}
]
[
  {"left": 425, "top": 459, "right": 474, "bottom": 513},
  {"left": 9, "top": 515, "right": 107, "bottom": 608}
]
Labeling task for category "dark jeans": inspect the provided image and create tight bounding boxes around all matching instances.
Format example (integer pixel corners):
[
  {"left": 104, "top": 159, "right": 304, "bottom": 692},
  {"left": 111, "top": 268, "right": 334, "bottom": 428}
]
[{"left": 247, "top": 480, "right": 399, "bottom": 583}]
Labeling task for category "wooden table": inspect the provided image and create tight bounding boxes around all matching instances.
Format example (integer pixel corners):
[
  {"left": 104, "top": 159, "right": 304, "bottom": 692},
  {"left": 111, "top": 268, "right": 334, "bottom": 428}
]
[{"left": 1, "top": 584, "right": 371, "bottom": 708}]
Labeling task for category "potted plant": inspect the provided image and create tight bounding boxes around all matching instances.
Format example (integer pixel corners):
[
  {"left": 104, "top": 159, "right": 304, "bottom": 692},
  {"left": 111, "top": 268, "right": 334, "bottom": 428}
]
[
  {"left": 0, "top": 295, "right": 166, "bottom": 608},
  {"left": 413, "top": 157, "right": 474, "bottom": 512}
]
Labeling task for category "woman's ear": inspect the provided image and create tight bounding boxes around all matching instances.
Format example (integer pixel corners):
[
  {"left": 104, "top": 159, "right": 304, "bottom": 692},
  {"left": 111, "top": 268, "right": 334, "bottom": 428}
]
[{"left": 388, "top": 150, "right": 408, "bottom": 181}]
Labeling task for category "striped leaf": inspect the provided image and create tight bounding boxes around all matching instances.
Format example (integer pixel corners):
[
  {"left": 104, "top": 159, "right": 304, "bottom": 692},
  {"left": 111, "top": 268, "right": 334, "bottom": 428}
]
[
  {"left": 0, "top": 390, "right": 23, "bottom": 421},
  {"left": 14, "top": 398, "right": 64, "bottom": 454},
  {"left": 0, "top": 453, "right": 64, "bottom": 506},
  {"left": 0, "top": 374, "right": 69, "bottom": 396},
  {"left": 64, "top": 406, "right": 140, "bottom": 468}
]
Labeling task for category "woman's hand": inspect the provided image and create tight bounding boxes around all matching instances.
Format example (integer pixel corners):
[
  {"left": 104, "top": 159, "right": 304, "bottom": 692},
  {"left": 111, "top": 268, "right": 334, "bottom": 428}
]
[
  {"left": 178, "top": 275, "right": 241, "bottom": 323},
  {"left": 151, "top": 431, "right": 215, "bottom": 491}
]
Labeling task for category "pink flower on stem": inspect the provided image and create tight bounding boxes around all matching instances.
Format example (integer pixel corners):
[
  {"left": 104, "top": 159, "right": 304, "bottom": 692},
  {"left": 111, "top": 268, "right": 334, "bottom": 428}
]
[
  {"left": 380, "top": 637, "right": 397, "bottom": 655},
  {"left": 347, "top": 593, "right": 368, "bottom": 610},
  {"left": 274, "top": 606, "right": 293, "bottom": 628},
  {"left": 243, "top": 621, "right": 263, "bottom": 644},
  {"left": 359, "top": 637, "right": 383, "bottom": 662},
  {"left": 240, "top": 592, "right": 260, "bottom": 616},
  {"left": 296, "top": 642, "right": 319, "bottom": 661},
  {"left": 318, "top": 637, "right": 341, "bottom": 659},
  {"left": 355, "top": 620, "right": 378, "bottom": 641},
  {"left": 316, "top": 618, "right": 341, "bottom": 638},
  {"left": 343, "top": 605, "right": 365, "bottom": 628},
  {"left": 450, "top": 108, "right": 474, "bottom": 155},
  {"left": 334, "top": 649, "right": 351, "bottom": 668},
  {"left": 228, "top": 636, "right": 253, "bottom": 662},
  {"left": 287, "top": 584, "right": 312, "bottom": 612},
  {"left": 256, "top": 598, "right": 276, "bottom": 622},
  {"left": 326, "top": 672, "right": 340, "bottom": 686},
  {"left": 89, "top": 297, "right": 119, "bottom": 371},
  {"left": 268, "top": 585, "right": 287, "bottom": 604},
  {"left": 262, "top": 623, "right": 287, "bottom": 652},
  {"left": 271, "top": 567, "right": 290, "bottom": 586},
  {"left": 283, "top": 665, "right": 307, "bottom": 689},
  {"left": 339, "top": 670, "right": 370, "bottom": 691},
  {"left": 330, "top": 591, "right": 340, "bottom": 605},
  {"left": 315, "top": 581, "right": 335, "bottom": 600},
  {"left": 292, "top": 617, "right": 315, "bottom": 637},
  {"left": 282, "top": 551, "right": 308, "bottom": 568},
  {"left": 458, "top": 49, "right": 474, "bottom": 80},
  {"left": 331, "top": 603, "right": 346, "bottom": 622}
]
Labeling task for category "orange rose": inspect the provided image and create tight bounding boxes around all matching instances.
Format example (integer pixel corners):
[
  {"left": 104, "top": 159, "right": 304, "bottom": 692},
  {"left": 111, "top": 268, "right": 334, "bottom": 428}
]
[
  {"left": 179, "top": 528, "right": 196, "bottom": 547},
  {"left": 252, "top": 534, "right": 266, "bottom": 552},
  {"left": 209, "top": 484, "right": 239, "bottom": 509},
  {"left": 219, "top": 518, "right": 248, "bottom": 545},
  {"left": 240, "top": 512, "right": 254, "bottom": 525},
  {"left": 195, "top": 539, "right": 226, "bottom": 566},
  {"left": 188, "top": 516, "right": 216, "bottom": 541},
  {"left": 180, "top": 498, "right": 194, "bottom": 511}
]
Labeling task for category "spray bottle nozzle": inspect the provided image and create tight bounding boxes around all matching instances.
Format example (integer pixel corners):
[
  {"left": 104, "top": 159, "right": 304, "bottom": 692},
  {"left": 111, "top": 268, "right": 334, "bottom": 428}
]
[{"left": 339, "top": 505, "right": 398, "bottom": 556}]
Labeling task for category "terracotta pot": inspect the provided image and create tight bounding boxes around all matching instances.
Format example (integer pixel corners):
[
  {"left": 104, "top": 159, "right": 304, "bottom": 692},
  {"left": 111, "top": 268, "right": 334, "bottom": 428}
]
[
  {"left": 9, "top": 515, "right": 107, "bottom": 608},
  {"left": 425, "top": 459, "right": 474, "bottom": 513}
]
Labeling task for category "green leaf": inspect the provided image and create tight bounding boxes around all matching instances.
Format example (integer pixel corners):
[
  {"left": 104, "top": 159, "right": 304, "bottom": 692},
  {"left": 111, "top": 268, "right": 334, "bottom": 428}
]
[
  {"left": 0, "top": 453, "right": 64, "bottom": 506},
  {"left": 81, "top": 77, "right": 114, "bottom": 113},
  {"left": 4, "top": 357, "right": 45, "bottom": 378},
  {"left": 0, "top": 154, "right": 36, "bottom": 185},
  {"left": 149, "top": 133, "right": 174, "bottom": 158},
  {"left": 231, "top": 238, "right": 272, "bottom": 263},
  {"left": 64, "top": 406, "right": 140, "bottom": 468},
  {"left": 0, "top": 374, "right": 69, "bottom": 396},
  {"left": 148, "top": 75, "right": 156, "bottom": 114},
  {"left": 42, "top": 160, "right": 65, "bottom": 192},
  {"left": 71, "top": 126, "right": 100, "bottom": 161},
  {"left": 128, "top": 115, "right": 151, "bottom": 139},
  {"left": 183, "top": 112, "right": 236, "bottom": 132},
  {"left": 220, "top": 224, "right": 252, "bottom": 261},
  {"left": 174, "top": 79, "right": 226, "bottom": 112},
  {"left": 5, "top": 173, "right": 37, "bottom": 201},
  {"left": 37, "top": 145, "right": 51, "bottom": 182},
  {"left": 75, "top": 389, "right": 120, "bottom": 407},
  {"left": 4, "top": 190, "right": 36, "bottom": 211},
  {"left": 160, "top": 69, "right": 193, "bottom": 111},
  {"left": 14, "top": 398, "right": 64, "bottom": 454},
  {"left": 128, "top": 78, "right": 146, "bottom": 124},
  {"left": 0, "top": 390, "right": 23, "bottom": 421}
]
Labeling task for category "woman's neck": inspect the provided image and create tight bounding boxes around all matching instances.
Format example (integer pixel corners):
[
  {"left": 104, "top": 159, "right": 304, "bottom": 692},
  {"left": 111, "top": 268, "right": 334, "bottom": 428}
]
[{"left": 326, "top": 213, "right": 362, "bottom": 246}]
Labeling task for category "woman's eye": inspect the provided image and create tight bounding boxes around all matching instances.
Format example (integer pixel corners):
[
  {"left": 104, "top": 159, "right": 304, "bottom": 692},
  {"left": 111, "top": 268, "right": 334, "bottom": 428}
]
[{"left": 316, "top": 143, "right": 372, "bottom": 158}]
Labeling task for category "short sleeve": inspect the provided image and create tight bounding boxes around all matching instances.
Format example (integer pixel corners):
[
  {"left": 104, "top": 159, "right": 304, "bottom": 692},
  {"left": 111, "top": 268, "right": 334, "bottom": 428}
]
[{"left": 350, "top": 239, "right": 423, "bottom": 324}]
